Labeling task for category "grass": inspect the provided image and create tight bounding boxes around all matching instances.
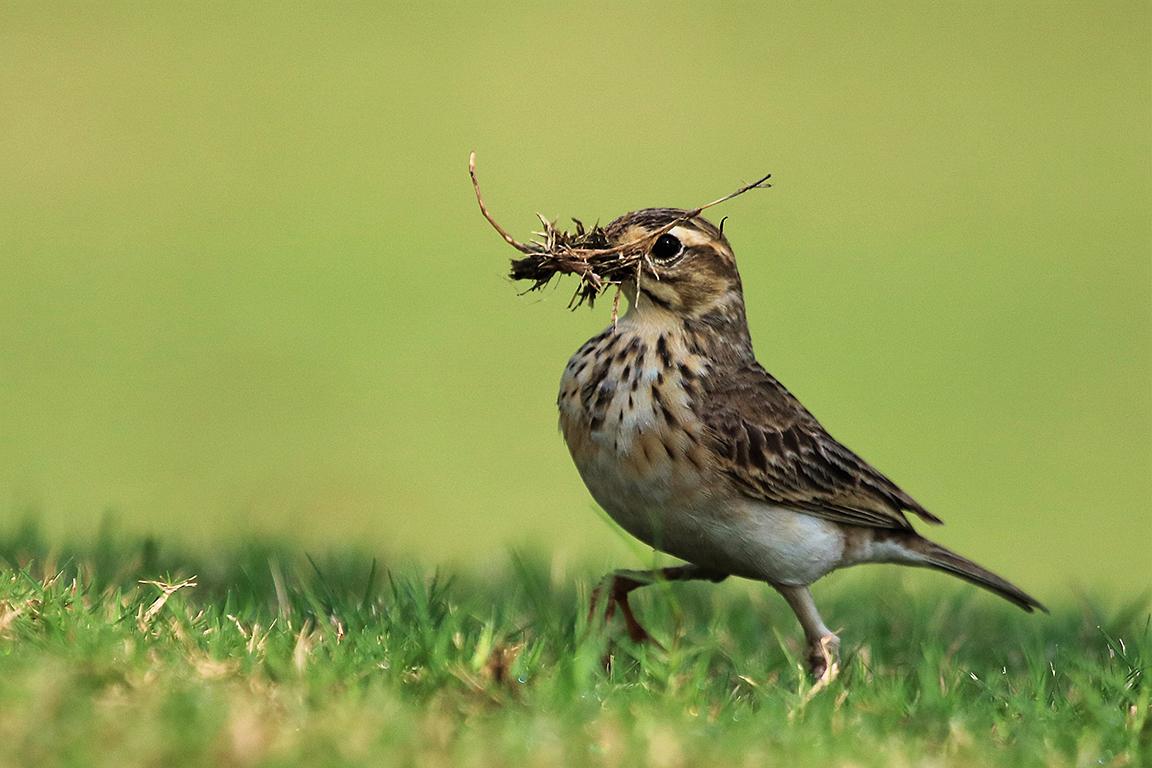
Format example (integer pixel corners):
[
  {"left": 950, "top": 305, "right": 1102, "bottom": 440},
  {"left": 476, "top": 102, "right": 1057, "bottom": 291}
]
[{"left": 0, "top": 527, "right": 1146, "bottom": 768}]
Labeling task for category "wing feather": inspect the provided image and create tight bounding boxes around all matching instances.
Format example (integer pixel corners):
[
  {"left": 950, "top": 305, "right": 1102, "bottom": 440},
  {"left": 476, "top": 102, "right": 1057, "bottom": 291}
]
[{"left": 700, "top": 363, "right": 941, "bottom": 530}]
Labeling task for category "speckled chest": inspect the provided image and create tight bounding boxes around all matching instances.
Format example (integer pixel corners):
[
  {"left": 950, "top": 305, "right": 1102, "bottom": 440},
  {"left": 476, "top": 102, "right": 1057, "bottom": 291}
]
[{"left": 556, "top": 320, "right": 714, "bottom": 524}]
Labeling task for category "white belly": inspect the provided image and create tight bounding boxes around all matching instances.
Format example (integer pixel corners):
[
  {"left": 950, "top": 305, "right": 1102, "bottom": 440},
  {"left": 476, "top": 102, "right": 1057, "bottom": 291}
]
[{"left": 575, "top": 452, "right": 844, "bottom": 585}]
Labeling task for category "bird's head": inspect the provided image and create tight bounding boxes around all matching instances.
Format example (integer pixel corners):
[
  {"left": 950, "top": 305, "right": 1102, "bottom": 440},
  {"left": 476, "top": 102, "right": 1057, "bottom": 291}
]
[
  {"left": 469, "top": 152, "right": 767, "bottom": 327},
  {"left": 599, "top": 208, "right": 744, "bottom": 319}
]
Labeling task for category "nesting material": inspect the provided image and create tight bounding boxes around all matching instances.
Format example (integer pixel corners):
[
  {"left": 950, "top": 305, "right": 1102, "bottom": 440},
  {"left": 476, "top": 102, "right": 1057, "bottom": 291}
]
[{"left": 468, "top": 152, "right": 771, "bottom": 309}]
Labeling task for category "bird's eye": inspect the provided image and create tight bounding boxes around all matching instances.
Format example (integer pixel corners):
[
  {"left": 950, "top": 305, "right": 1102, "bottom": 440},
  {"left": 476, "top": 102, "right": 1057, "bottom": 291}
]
[{"left": 650, "top": 233, "right": 683, "bottom": 263}]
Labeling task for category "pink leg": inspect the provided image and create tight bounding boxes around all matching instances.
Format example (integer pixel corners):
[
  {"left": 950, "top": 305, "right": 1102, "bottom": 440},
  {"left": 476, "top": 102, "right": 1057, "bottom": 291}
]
[
  {"left": 589, "top": 565, "right": 728, "bottom": 644},
  {"left": 776, "top": 584, "right": 841, "bottom": 680}
]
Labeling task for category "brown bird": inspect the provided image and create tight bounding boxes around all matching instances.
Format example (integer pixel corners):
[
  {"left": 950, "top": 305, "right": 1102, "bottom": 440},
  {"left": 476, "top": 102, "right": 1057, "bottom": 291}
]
[{"left": 473, "top": 161, "right": 1045, "bottom": 679}]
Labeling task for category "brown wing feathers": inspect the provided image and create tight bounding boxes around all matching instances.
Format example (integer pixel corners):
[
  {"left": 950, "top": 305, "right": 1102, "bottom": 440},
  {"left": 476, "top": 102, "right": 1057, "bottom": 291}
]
[{"left": 702, "top": 364, "right": 942, "bottom": 530}]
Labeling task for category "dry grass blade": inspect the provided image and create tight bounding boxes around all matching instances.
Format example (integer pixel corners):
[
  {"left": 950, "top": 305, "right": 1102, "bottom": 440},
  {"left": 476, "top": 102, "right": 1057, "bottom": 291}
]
[
  {"left": 469, "top": 151, "right": 770, "bottom": 309},
  {"left": 137, "top": 576, "right": 198, "bottom": 629}
]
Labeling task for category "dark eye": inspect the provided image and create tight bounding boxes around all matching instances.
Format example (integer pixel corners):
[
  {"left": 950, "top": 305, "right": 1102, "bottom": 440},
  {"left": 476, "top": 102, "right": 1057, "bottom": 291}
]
[{"left": 650, "top": 233, "right": 682, "bottom": 263}]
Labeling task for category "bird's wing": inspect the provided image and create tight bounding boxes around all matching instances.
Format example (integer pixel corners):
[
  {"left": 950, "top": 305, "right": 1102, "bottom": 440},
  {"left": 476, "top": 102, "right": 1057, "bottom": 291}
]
[{"left": 699, "top": 363, "right": 941, "bottom": 530}]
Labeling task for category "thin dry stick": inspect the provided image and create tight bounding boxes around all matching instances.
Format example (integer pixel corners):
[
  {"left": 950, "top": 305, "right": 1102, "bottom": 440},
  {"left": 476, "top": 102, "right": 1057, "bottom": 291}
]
[{"left": 468, "top": 151, "right": 539, "bottom": 255}]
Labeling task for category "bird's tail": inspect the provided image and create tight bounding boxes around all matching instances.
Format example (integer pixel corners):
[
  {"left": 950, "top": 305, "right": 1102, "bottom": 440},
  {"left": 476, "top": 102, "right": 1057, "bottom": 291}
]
[{"left": 909, "top": 537, "right": 1047, "bottom": 613}]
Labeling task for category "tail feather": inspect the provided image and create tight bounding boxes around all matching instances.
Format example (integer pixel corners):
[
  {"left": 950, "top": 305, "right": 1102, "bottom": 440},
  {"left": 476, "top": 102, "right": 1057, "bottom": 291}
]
[{"left": 915, "top": 539, "right": 1047, "bottom": 613}]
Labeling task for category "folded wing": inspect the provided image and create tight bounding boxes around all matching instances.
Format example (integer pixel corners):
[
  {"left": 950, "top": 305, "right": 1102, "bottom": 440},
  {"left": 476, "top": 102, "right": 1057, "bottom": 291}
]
[{"left": 701, "top": 363, "right": 942, "bottom": 530}]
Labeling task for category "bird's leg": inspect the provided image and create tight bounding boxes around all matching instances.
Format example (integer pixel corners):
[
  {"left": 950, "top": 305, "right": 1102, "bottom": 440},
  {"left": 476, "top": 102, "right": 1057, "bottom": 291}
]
[
  {"left": 590, "top": 565, "right": 728, "bottom": 644},
  {"left": 775, "top": 585, "right": 841, "bottom": 681}
]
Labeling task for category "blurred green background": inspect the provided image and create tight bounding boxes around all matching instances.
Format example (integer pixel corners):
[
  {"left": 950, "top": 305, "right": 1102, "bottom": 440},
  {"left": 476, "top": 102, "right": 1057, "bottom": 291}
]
[{"left": 1, "top": 2, "right": 1148, "bottom": 593}]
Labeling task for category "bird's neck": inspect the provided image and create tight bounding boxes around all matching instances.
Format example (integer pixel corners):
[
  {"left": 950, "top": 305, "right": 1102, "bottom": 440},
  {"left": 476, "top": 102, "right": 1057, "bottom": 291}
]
[{"left": 620, "top": 292, "right": 755, "bottom": 368}]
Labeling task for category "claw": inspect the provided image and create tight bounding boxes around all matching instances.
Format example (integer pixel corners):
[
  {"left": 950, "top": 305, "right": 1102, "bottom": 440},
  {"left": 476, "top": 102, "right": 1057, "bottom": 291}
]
[{"left": 808, "top": 633, "right": 841, "bottom": 682}]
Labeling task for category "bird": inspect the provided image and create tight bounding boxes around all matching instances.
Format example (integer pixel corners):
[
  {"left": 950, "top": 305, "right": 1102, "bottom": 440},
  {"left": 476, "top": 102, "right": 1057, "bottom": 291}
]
[{"left": 546, "top": 206, "right": 1045, "bottom": 679}]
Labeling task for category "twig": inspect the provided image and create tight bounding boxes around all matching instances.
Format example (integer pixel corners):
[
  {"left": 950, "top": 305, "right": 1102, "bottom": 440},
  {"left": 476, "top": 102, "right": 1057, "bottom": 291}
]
[{"left": 468, "top": 151, "right": 539, "bottom": 255}]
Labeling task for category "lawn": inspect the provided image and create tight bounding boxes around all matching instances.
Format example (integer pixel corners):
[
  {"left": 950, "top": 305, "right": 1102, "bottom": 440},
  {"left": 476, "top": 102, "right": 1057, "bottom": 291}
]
[{"left": 0, "top": 528, "right": 1145, "bottom": 768}]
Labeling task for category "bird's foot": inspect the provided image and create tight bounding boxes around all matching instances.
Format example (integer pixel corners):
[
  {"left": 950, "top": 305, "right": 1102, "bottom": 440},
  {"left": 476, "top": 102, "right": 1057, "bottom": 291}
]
[
  {"left": 588, "top": 576, "right": 663, "bottom": 648},
  {"left": 807, "top": 633, "right": 841, "bottom": 682}
]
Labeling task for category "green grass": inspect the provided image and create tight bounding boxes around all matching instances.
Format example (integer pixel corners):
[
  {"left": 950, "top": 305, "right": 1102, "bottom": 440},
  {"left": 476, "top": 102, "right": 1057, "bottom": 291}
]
[{"left": 0, "top": 528, "right": 1145, "bottom": 768}]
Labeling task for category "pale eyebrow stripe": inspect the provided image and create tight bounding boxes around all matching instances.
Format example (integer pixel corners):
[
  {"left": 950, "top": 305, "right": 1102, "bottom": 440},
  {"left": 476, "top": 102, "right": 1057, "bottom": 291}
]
[{"left": 671, "top": 226, "right": 714, "bottom": 248}]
